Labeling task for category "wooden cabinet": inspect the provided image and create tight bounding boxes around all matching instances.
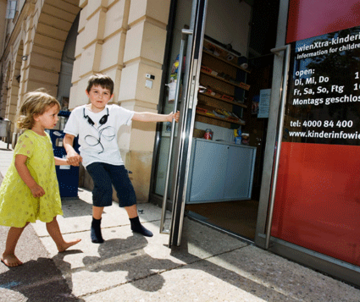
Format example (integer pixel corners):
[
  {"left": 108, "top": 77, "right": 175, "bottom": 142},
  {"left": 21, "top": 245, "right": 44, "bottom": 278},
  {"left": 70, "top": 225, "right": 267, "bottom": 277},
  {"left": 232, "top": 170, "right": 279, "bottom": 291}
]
[
  {"left": 196, "top": 38, "right": 250, "bottom": 129},
  {"left": 187, "top": 139, "right": 257, "bottom": 204}
]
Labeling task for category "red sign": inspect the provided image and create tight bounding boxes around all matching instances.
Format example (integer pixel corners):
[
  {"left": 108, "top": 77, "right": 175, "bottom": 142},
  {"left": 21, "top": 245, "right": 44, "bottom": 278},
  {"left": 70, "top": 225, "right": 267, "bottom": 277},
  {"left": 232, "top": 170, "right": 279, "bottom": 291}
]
[
  {"left": 287, "top": 0, "right": 360, "bottom": 43},
  {"left": 273, "top": 0, "right": 360, "bottom": 266}
]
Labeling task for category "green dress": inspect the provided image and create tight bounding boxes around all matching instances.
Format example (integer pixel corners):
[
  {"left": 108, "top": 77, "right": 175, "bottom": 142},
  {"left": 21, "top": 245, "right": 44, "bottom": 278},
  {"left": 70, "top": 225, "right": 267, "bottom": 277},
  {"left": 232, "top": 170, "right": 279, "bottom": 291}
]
[{"left": 0, "top": 130, "right": 63, "bottom": 227}]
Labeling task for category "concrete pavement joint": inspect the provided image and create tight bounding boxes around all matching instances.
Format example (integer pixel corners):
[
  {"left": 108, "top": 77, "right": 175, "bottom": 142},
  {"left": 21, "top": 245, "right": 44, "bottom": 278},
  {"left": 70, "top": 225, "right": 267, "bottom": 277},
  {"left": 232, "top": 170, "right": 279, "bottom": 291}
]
[
  {"left": 1, "top": 275, "right": 70, "bottom": 292},
  {"left": 36, "top": 218, "right": 164, "bottom": 238},
  {"left": 77, "top": 245, "right": 251, "bottom": 299},
  {"left": 78, "top": 269, "right": 167, "bottom": 299},
  {"left": 77, "top": 262, "right": 190, "bottom": 299}
]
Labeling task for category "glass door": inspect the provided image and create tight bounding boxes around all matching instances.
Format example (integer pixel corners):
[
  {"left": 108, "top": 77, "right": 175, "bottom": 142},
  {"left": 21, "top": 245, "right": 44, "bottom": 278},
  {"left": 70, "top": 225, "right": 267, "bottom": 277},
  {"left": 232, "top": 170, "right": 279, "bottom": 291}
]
[
  {"left": 151, "top": 0, "right": 208, "bottom": 247},
  {"left": 168, "top": 0, "right": 208, "bottom": 247}
]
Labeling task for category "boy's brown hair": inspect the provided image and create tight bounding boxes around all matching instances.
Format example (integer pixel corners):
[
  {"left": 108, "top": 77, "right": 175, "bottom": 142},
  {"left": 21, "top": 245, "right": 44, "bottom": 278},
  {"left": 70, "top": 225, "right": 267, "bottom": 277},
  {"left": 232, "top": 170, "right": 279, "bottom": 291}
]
[{"left": 86, "top": 74, "right": 114, "bottom": 95}]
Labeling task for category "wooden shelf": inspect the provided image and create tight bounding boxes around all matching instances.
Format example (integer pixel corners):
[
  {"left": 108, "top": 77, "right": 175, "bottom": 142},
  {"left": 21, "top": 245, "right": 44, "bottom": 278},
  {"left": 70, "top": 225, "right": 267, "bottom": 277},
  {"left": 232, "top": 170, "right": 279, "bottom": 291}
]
[
  {"left": 198, "top": 92, "right": 247, "bottom": 109},
  {"left": 200, "top": 70, "right": 250, "bottom": 91},
  {"left": 196, "top": 111, "right": 245, "bottom": 126},
  {"left": 199, "top": 38, "right": 249, "bottom": 129},
  {"left": 203, "top": 50, "right": 251, "bottom": 73}
]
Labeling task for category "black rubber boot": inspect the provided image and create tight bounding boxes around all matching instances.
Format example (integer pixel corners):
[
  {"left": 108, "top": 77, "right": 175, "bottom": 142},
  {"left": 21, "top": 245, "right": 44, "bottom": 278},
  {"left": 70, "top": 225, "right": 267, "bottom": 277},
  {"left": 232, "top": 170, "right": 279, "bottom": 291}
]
[
  {"left": 130, "top": 216, "right": 153, "bottom": 237},
  {"left": 91, "top": 217, "right": 104, "bottom": 243}
]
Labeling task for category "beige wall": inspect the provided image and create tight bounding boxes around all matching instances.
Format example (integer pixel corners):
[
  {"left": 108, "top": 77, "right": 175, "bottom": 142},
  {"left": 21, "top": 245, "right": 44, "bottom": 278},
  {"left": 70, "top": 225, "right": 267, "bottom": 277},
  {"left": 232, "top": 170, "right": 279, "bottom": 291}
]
[
  {"left": 71, "top": 0, "right": 171, "bottom": 202},
  {"left": 0, "top": 0, "right": 80, "bottom": 132},
  {"left": 0, "top": 0, "right": 7, "bottom": 57}
]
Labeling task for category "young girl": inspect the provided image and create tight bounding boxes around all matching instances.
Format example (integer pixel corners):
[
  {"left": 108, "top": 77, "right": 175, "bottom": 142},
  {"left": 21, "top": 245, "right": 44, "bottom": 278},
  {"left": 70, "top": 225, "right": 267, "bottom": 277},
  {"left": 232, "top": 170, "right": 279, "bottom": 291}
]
[{"left": 0, "top": 90, "right": 81, "bottom": 267}]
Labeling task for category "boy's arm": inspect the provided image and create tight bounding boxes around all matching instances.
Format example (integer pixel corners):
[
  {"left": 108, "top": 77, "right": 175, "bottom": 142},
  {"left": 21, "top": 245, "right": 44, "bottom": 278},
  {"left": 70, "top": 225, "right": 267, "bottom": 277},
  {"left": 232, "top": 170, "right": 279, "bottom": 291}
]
[
  {"left": 132, "top": 111, "right": 180, "bottom": 123},
  {"left": 15, "top": 154, "right": 45, "bottom": 198},
  {"left": 63, "top": 133, "right": 82, "bottom": 166}
]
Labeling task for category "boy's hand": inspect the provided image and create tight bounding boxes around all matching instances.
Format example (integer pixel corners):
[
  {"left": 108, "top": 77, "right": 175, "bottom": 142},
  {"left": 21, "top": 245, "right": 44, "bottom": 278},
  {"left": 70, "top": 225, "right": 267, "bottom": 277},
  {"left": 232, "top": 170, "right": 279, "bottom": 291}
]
[
  {"left": 30, "top": 184, "right": 45, "bottom": 198},
  {"left": 67, "top": 151, "right": 82, "bottom": 166},
  {"left": 66, "top": 158, "right": 83, "bottom": 167},
  {"left": 168, "top": 111, "right": 180, "bottom": 123}
]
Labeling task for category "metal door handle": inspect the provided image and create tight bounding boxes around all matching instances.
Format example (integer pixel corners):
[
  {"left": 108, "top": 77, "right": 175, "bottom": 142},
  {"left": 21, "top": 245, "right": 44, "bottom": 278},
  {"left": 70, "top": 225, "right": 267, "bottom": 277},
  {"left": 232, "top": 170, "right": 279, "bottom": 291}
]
[
  {"left": 265, "top": 44, "right": 291, "bottom": 249},
  {"left": 160, "top": 28, "right": 193, "bottom": 234}
]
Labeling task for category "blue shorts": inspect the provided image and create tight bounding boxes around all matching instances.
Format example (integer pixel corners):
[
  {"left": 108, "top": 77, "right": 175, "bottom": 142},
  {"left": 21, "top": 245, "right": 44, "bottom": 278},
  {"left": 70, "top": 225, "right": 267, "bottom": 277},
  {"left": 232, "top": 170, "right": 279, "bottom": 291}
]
[{"left": 86, "top": 163, "right": 137, "bottom": 207}]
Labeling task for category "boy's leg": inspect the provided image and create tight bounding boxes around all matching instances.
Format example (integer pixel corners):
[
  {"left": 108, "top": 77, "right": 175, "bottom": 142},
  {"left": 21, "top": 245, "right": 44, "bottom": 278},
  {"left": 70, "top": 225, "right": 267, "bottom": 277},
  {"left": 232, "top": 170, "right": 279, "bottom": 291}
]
[
  {"left": 108, "top": 165, "right": 153, "bottom": 237},
  {"left": 125, "top": 205, "right": 153, "bottom": 237},
  {"left": 86, "top": 163, "right": 114, "bottom": 244},
  {"left": 91, "top": 206, "right": 104, "bottom": 243},
  {"left": 1, "top": 224, "right": 29, "bottom": 267},
  {"left": 46, "top": 217, "right": 81, "bottom": 252},
  {"left": 125, "top": 204, "right": 138, "bottom": 218}
]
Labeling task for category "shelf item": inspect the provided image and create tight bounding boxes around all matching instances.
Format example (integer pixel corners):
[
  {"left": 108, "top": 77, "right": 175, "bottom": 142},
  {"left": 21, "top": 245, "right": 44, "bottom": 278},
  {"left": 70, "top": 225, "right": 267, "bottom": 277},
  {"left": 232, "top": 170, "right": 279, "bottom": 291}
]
[
  {"left": 198, "top": 91, "right": 247, "bottom": 109},
  {"left": 201, "top": 67, "right": 250, "bottom": 91},
  {"left": 197, "top": 37, "right": 249, "bottom": 129},
  {"left": 196, "top": 109, "right": 245, "bottom": 126},
  {"left": 202, "top": 38, "right": 250, "bottom": 72},
  {"left": 203, "top": 49, "right": 251, "bottom": 73}
]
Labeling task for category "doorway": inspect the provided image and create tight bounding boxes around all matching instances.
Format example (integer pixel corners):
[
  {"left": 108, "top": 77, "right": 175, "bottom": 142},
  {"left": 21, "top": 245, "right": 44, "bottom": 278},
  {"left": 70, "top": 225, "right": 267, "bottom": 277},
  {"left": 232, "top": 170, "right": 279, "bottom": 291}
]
[{"left": 150, "top": 0, "right": 280, "bottom": 242}]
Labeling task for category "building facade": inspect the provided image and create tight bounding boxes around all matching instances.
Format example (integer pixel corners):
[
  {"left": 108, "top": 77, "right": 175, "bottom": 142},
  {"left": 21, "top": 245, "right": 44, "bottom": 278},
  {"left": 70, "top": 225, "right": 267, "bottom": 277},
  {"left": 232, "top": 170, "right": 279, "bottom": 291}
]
[
  {"left": 1, "top": 0, "right": 359, "bottom": 287},
  {"left": 0, "top": 0, "right": 170, "bottom": 202}
]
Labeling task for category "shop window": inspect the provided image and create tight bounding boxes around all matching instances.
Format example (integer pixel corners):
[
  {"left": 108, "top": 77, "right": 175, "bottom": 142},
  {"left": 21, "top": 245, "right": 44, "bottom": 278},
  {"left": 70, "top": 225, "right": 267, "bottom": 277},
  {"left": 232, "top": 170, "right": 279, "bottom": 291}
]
[{"left": 5, "top": 0, "right": 17, "bottom": 20}]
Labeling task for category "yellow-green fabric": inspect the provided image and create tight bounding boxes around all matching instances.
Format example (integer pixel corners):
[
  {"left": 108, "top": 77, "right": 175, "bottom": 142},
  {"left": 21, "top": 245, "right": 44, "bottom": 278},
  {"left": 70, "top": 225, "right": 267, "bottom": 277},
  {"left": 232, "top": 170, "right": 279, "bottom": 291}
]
[{"left": 0, "top": 130, "right": 63, "bottom": 227}]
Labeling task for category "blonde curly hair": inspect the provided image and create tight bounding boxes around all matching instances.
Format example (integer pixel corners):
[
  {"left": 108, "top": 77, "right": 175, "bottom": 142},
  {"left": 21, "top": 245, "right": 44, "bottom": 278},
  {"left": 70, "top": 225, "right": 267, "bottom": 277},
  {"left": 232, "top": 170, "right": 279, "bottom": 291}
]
[{"left": 17, "top": 89, "right": 60, "bottom": 129}]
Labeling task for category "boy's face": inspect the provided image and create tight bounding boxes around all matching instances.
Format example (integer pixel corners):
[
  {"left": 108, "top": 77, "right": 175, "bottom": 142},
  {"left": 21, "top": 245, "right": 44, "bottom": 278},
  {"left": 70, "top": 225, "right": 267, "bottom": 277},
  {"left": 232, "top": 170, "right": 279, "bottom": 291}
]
[{"left": 86, "top": 85, "right": 113, "bottom": 112}]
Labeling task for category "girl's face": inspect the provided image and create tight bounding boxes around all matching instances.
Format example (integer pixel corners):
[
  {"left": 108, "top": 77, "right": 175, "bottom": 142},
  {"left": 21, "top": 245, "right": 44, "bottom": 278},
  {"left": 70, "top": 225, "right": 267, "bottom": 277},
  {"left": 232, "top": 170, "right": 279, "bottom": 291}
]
[{"left": 34, "top": 105, "right": 59, "bottom": 130}]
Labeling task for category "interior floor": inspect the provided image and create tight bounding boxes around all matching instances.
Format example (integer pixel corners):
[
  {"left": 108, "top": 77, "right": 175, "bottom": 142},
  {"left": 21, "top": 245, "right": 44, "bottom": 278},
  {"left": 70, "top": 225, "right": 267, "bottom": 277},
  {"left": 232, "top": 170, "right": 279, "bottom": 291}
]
[{"left": 185, "top": 200, "right": 259, "bottom": 240}]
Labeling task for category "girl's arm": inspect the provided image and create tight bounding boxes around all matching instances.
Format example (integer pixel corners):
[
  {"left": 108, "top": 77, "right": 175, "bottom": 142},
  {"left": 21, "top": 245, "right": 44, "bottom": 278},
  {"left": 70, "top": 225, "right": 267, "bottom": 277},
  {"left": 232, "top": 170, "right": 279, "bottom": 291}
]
[
  {"left": 132, "top": 111, "right": 180, "bottom": 123},
  {"left": 15, "top": 154, "right": 45, "bottom": 198},
  {"left": 54, "top": 157, "right": 72, "bottom": 166}
]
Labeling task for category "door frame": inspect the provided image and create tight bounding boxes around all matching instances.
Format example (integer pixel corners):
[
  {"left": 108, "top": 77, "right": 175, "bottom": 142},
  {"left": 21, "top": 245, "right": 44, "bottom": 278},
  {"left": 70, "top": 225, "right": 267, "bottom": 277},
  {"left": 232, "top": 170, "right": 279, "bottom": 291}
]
[
  {"left": 167, "top": 0, "right": 208, "bottom": 247},
  {"left": 254, "top": 0, "right": 360, "bottom": 288},
  {"left": 254, "top": 0, "right": 290, "bottom": 247}
]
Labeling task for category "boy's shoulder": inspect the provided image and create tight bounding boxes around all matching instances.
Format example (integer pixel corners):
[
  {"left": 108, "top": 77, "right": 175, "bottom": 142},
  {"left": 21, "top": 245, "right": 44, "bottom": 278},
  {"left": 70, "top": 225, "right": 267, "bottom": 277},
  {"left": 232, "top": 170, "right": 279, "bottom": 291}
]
[
  {"left": 71, "top": 104, "right": 86, "bottom": 113},
  {"left": 108, "top": 104, "right": 133, "bottom": 114},
  {"left": 67, "top": 105, "right": 87, "bottom": 120}
]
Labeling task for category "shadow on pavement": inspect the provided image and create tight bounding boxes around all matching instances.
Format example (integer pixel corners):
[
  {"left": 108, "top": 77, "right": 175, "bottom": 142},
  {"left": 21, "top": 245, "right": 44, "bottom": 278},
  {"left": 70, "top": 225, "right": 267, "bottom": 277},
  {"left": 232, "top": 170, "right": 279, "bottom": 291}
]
[
  {"left": 80, "top": 236, "right": 178, "bottom": 292},
  {"left": 0, "top": 257, "right": 84, "bottom": 302},
  {"left": 168, "top": 219, "right": 292, "bottom": 301}
]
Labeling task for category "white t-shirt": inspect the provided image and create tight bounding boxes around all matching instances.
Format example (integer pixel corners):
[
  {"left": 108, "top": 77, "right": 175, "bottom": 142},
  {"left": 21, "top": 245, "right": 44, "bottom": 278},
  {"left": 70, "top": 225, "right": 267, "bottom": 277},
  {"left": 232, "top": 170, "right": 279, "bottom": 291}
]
[{"left": 64, "top": 104, "right": 134, "bottom": 167}]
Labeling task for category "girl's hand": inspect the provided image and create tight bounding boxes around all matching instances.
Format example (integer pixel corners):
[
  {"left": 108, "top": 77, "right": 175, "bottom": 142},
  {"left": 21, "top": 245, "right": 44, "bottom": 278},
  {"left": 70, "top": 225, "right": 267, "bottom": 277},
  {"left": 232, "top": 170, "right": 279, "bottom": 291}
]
[
  {"left": 30, "top": 184, "right": 45, "bottom": 198},
  {"left": 168, "top": 111, "right": 180, "bottom": 122},
  {"left": 67, "top": 157, "right": 83, "bottom": 167},
  {"left": 67, "top": 151, "right": 82, "bottom": 166}
]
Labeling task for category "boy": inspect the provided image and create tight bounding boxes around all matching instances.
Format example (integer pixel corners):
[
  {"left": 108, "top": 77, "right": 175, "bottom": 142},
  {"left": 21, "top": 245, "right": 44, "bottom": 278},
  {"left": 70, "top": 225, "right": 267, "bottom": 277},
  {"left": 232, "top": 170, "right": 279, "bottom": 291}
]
[{"left": 63, "top": 74, "right": 179, "bottom": 243}]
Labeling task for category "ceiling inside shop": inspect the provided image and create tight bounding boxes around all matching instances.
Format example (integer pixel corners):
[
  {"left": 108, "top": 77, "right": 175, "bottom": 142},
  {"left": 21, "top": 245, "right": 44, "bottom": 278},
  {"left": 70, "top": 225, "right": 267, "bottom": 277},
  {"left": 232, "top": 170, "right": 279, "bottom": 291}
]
[{"left": 248, "top": 0, "right": 280, "bottom": 57}]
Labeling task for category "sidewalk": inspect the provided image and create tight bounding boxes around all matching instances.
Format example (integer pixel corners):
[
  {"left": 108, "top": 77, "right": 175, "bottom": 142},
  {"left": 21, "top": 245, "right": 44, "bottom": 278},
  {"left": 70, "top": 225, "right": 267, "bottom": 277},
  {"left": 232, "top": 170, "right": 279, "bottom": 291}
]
[{"left": 0, "top": 139, "right": 360, "bottom": 301}]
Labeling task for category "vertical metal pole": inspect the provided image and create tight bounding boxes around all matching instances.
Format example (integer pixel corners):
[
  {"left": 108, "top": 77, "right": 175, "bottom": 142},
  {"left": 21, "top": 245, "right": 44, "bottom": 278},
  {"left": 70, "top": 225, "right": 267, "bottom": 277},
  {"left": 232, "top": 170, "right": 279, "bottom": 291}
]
[
  {"left": 265, "top": 44, "right": 291, "bottom": 249},
  {"left": 160, "top": 29, "right": 193, "bottom": 234}
]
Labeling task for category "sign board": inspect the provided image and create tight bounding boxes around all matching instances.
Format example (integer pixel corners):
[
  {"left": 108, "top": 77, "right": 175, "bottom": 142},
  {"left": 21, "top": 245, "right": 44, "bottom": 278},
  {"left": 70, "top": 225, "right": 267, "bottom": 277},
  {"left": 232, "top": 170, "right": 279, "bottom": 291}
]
[
  {"left": 284, "top": 25, "right": 360, "bottom": 146},
  {"left": 258, "top": 89, "right": 271, "bottom": 118}
]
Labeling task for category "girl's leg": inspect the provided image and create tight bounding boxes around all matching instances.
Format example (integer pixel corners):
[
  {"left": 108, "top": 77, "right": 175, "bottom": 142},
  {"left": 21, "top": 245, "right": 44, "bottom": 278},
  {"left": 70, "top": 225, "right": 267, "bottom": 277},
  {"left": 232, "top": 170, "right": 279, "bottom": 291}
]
[
  {"left": 1, "top": 223, "right": 29, "bottom": 267},
  {"left": 46, "top": 216, "right": 81, "bottom": 252}
]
